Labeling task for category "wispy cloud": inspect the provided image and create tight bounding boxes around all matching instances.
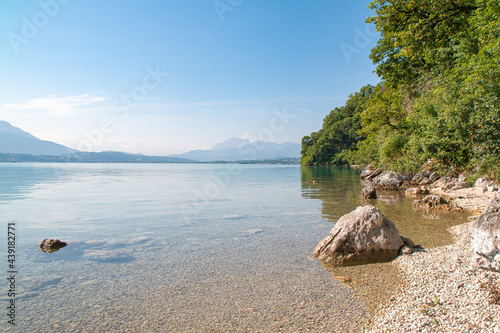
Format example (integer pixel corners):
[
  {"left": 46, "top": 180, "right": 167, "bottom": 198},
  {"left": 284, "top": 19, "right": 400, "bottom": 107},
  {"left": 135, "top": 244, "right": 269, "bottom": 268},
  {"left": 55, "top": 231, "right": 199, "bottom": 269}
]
[
  {"left": 331, "top": 71, "right": 374, "bottom": 84},
  {"left": 1, "top": 94, "right": 106, "bottom": 117}
]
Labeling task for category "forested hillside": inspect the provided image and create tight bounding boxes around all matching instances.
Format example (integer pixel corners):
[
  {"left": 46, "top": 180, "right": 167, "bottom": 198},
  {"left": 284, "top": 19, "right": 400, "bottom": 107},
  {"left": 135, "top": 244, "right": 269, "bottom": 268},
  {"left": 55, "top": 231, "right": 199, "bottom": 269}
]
[{"left": 301, "top": 0, "right": 500, "bottom": 180}]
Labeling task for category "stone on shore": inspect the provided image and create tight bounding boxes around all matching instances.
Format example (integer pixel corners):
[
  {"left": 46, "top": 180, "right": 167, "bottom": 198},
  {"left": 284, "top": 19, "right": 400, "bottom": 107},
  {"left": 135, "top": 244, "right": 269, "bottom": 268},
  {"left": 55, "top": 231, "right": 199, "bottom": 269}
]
[
  {"left": 360, "top": 186, "right": 377, "bottom": 199},
  {"left": 367, "top": 222, "right": 500, "bottom": 332},
  {"left": 410, "top": 170, "right": 439, "bottom": 185},
  {"left": 475, "top": 178, "right": 495, "bottom": 188},
  {"left": 428, "top": 172, "right": 440, "bottom": 183},
  {"left": 370, "top": 171, "right": 406, "bottom": 190},
  {"left": 430, "top": 176, "right": 455, "bottom": 189},
  {"left": 412, "top": 194, "right": 461, "bottom": 211},
  {"left": 314, "top": 206, "right": 404, "bottom": 266},
  {"left": 360, "top": 164, "right": 375, "bottom": 179},
  {"left": 360, "top": 164, "right": 385, "bottom": 181},
  {"left": 38, "top": 239, "right": 67, "bottom": 253},
  {"left": 419, "top": 177, "right": 433, "bottom": 185},
  {"left": 471, "top": 193, "right": 500, "bottom": 272},
  {"left": 411, "top": 173, "right": 426, "bottom": 184},
  {"left": 405, "top": 187, "right": 430, "bottom": 198},
  {"left": 399, "top": 237, "right": 416, "bottom": 255},
  {"left": 83, "top": 250, "right": 133, "bottom": 263},
  {"left": 443, "top": 181, "right": 472, "bottom": 192}
]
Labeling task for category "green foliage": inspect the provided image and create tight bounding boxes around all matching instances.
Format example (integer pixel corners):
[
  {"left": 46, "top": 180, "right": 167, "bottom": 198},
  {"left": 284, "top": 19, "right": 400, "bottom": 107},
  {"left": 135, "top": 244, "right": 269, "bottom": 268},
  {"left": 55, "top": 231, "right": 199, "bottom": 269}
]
[
  {"left": 300, "top": 85, "right": 375, "bottom": 165},
  {"left": 368, "top": 0, "right": 478, "bottom": 88},
  {"left": 301, "top": 0, "right": 500, "bottom": 180}
]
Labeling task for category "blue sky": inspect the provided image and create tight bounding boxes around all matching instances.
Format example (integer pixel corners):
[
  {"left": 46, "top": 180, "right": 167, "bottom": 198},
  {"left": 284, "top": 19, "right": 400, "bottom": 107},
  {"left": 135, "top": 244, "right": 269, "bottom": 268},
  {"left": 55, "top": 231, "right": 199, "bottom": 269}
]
[{"left": 0, "top": 0, "right": 380, "bottom": 155}]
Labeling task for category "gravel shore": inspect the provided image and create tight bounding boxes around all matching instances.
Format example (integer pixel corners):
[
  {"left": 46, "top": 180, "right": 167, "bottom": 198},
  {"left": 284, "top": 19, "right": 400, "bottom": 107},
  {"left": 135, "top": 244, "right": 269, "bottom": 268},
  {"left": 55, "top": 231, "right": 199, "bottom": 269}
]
[{"left": 366, "top": 222, "right": 500, "bottom": 332}]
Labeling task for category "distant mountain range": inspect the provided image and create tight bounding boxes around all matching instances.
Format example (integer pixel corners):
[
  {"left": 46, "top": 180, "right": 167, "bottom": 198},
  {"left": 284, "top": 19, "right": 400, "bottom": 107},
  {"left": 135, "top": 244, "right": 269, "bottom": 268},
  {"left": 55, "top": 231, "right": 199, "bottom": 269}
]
[
  {"left": 170, "top": 138, "right": 301, "bottom": 162},
  {"left": 0, "top": 121, "right": 191, "bottom": 163},
  {"left": 0, "top": 120, "right": 76, "bottom": 155},
  {"left": 0, "top": 121, "right": 301, "bottom": 163}
]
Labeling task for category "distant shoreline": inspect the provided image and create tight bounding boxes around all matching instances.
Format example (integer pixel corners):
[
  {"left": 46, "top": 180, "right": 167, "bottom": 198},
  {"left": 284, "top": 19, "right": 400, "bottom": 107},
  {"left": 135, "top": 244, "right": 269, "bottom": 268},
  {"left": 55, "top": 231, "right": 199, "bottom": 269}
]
[{"left": 0, "top": 152, "right": 300, "bottom": 165}]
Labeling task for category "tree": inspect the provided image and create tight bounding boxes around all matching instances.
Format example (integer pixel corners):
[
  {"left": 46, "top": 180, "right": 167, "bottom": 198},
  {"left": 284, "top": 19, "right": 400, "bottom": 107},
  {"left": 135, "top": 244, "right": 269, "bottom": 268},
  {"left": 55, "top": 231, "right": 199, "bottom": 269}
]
[
  {"left": 368, "top": 0, "right": 477, "bottom": 88},
  {"left": 301, "top": 0, "right": 500, "bottom": 180},
  {"left": 300, "top": 85, "right": 374, "bottom": 165}
]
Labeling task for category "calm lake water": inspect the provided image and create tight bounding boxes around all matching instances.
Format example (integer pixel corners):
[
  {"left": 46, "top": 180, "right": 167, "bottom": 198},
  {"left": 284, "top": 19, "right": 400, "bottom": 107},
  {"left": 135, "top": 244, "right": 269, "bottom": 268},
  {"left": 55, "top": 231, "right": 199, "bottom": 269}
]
[{"left": 0, "top": 163, "right": 467, "bottom": 332}]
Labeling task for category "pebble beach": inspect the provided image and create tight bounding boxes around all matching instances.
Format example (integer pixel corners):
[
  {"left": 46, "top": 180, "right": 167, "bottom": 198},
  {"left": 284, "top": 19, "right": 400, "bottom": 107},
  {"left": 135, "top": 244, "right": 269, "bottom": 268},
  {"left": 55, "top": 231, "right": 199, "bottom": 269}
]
[
  {"left": 365, "top": 185, "right": 500, "bottom": 332},
  {"left": 366, "top": 222, "right": 499, "bottom": 332}
]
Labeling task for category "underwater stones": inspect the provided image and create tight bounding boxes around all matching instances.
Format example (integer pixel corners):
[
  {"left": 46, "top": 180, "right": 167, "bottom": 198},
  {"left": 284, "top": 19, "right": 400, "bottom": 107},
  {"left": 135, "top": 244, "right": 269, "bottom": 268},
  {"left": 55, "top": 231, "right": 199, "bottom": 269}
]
[{"left": 83, "top": 250, "right": 133, "bottom": 263}]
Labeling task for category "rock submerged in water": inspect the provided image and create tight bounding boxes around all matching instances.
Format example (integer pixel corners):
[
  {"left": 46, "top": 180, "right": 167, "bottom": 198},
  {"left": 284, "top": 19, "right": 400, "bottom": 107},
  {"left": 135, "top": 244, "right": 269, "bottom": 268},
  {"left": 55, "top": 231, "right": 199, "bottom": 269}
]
[
  {"left": 360, "top": 186, "right": 377, "bottom": 199},
  {"left": 471, "top": 193, "right": 500, "bottom": 272},
  {"left": 38, "top": 239, "right": 67, "bottom": 253},
  {"left": 314, "top": 206, "right": 405, "bottom": 266}
]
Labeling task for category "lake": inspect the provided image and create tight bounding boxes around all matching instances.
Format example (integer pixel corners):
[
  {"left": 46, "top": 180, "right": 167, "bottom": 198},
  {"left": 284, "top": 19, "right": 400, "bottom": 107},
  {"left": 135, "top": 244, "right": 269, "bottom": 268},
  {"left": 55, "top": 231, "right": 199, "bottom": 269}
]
[{"left": 0, "top": 163, "right": 467, "bottom": 332}]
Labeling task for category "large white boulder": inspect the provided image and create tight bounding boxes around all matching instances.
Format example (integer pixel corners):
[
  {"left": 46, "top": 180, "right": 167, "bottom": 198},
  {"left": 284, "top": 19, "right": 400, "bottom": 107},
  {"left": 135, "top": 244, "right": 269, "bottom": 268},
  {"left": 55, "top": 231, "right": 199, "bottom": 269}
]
[{"left": 314, "top": 205, "right": 404, "bottom": 266}]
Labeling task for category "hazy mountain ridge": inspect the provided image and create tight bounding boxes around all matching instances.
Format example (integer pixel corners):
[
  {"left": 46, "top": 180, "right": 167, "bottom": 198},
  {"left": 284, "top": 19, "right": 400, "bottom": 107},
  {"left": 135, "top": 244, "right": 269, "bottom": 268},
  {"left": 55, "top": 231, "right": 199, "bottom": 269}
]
[
  {"left": 169, "top": 138, "right": 301, "bottom": 162},
  {"left": 0, "top": 120, "right": 39, "bottom": 140},
  {"left": 0, "top": 121, "right": 300, "bottom": 163},
  {"left": 0, "top": 121, "right": 76, "bottom": 155}
]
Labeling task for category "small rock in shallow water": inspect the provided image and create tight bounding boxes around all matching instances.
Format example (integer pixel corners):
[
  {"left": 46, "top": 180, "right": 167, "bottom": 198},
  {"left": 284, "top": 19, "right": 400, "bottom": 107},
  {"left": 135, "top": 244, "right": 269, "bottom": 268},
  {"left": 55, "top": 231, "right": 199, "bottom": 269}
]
[
  {"left": 38, "top": 239, "right": 67, "bottom": 253},
  {"left": 360, "top": 186, "right": 377, "bottom": 199}
]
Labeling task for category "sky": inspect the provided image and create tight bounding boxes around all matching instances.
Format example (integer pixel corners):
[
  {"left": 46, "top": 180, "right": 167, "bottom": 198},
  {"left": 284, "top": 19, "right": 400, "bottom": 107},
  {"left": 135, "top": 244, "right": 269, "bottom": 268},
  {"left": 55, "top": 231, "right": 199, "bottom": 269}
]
[{"left": 0, "top": 0, "right": 381, "bottom": 155}]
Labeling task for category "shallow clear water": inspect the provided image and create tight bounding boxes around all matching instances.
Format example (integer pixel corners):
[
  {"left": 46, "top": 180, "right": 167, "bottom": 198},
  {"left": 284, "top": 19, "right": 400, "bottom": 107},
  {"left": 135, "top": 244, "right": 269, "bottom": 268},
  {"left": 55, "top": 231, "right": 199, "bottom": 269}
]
[
  {"left": 301, "top": 166, "right": 469, "bottom": 248},
  {"left": 0, "top": 164, "right": 468, "bottom": 332}
]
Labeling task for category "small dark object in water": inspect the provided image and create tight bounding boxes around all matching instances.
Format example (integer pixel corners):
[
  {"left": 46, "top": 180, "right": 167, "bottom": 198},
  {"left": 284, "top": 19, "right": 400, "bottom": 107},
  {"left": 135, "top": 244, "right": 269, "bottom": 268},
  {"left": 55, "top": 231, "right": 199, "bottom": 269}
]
[
  {"left": 360, "top": 186, "right": 377, "bottom": 199},
  {"left": 38, "top": 239, "right": 67, "bottom": 253}
]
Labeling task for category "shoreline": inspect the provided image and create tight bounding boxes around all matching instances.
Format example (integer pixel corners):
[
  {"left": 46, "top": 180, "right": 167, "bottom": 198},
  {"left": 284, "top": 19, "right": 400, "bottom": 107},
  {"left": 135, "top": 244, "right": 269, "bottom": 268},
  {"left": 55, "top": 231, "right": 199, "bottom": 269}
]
[
  {"left": 366, "top": 222, "right": 499, "bottom": 332},
  {"left": 359, "top": 181, "right": 500, "bottom": 332}
]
